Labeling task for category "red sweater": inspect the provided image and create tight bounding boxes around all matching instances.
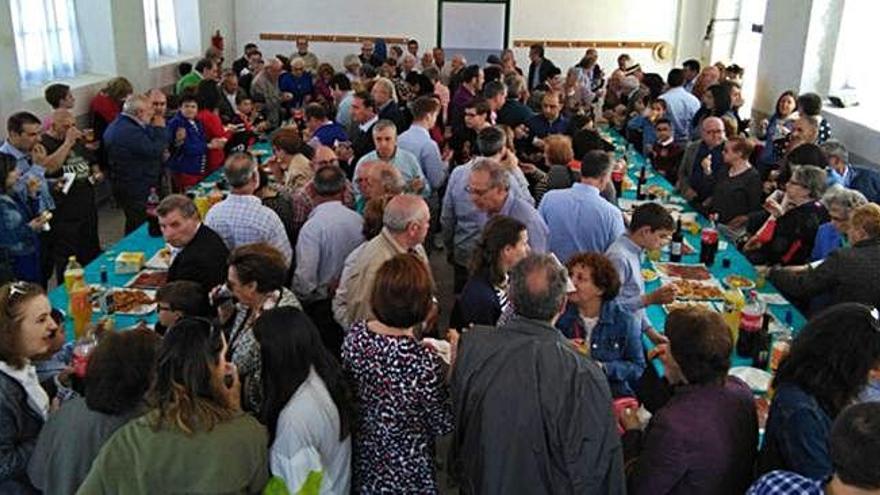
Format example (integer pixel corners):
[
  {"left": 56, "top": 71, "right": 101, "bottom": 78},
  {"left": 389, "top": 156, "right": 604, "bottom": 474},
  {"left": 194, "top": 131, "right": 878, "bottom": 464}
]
[{"left": 198, "top": 109, "right": 231, "bottom": 173}]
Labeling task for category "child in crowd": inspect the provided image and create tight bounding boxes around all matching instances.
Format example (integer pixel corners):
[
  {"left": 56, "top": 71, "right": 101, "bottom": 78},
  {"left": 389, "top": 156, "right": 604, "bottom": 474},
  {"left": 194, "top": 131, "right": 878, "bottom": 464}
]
[
  {"left": 626, "top": 97, "right": 667, "bottom": 154},
  {"left": 166, "top": 94, "right": 208, "bottom": 192},
  {"left": 605, "top": 203, "right": 678, "bottom": 346},
  {"left": 155, "top": 280, "right": 212, "bottom": 335},
  {"left": 649, "top": 118, "right": 684, "bottom": 184},
  {"left": 233, "top": 94, "right": 270, "bottom": 135}
]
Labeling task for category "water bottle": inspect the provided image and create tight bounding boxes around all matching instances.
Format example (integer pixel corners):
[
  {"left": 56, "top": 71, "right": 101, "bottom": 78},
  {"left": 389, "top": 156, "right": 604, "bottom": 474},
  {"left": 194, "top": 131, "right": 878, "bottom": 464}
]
[{"left": 146, "top": 187, "right": 161, "bottom": 237}]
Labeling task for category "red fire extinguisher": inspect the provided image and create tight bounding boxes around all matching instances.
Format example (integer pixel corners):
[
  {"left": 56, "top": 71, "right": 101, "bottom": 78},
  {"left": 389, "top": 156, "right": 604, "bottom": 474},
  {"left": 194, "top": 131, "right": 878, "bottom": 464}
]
[{"left": 212, "top": 30, "right": 224, "bottom": 51}]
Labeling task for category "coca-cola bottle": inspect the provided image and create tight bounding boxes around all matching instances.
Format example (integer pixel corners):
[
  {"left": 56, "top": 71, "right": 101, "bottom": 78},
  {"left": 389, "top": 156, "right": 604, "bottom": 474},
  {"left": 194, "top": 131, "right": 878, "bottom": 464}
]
[
  {"left": 736, "top": 290, "right": 765, "bottom": 358},
  {"left": 72, "top": 331, "right": 98, "bottom": 378},
  {"left": 699, "top": 214, "right": 719, "bottom": 266}
]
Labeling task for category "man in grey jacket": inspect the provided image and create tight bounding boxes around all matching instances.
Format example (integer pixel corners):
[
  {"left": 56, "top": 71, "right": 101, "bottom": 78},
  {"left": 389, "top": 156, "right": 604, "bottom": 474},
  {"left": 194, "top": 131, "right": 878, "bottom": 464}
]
[{"left": 450, "top": 253, "right": 626, "bottom": 494}]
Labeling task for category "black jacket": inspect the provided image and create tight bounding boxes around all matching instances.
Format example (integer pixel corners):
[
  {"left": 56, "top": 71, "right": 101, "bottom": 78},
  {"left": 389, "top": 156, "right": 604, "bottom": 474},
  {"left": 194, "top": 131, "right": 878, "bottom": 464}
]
[
  {"left": 451, "top": 316, "right": 626, "bottom": 494},
  {"left": 770, "top": 237, "right": 880, "bottom": 308},
  {"left": 527, "top": 58, "right": 558, "bottom": 91},
  {"left": 377, "top": 102, "right": 405, "bottom": 132},
  {"left": 168, "top": 224, "right": 230, "bottom": 291},
  {"left": 351, "top": 122, "right": 377, "bottom": 165},
  {"left": 218, "top": 88, "right": 247, "bottom": 124},
  {"left": 0, "top": 367, "right": 44, "bottom": 489}
]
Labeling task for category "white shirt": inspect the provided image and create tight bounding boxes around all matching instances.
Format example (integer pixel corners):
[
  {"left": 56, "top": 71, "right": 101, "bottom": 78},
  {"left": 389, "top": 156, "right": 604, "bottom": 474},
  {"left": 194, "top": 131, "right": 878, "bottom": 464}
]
[
  {"left": 0, "top": 361, "right": 49, "bottom": 420},
  {"left": 271, "top": 367, "right": 351, "bottom": 494}
]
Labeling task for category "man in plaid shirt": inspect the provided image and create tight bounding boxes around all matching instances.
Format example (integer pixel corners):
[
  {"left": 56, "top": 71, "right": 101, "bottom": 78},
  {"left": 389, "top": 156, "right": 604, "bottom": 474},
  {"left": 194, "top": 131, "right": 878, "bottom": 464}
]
[
  {"left": 205, "top": 152, "right": 292, "bottom": 267},
  {"left": 748, "top": 402, "right": 880, "bottom": 494}
]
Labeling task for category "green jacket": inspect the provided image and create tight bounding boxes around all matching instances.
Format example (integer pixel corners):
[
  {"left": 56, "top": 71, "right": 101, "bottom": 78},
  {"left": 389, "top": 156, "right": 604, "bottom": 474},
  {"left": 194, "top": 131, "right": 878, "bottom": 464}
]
[
  {"left": 176, "top": 72, "right": 203, "bottom": 95},
  {"left": 77, "top": 411, "right": 269, "bottom": 494}
]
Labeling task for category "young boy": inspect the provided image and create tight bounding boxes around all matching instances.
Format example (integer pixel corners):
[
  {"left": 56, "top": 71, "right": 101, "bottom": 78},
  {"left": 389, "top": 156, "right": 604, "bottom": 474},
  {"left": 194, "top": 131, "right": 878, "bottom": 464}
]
[
  {"left": 232, "top": 94, "right": 269, "bottom": 134},
  {"left": 605, "top": 203, "right": 677, "bottom": 345},
  {"left": 166, "top": 94, "right": 208, "bottom": 192},
  {"left": 626, "top": 97, "right": 667, "bottom": 154},
  {"left": 649, "top": 117, "right": 684, "bottom": 184},
  {"left": 155, "top": 280, "right": 212, "bottom": 335}
]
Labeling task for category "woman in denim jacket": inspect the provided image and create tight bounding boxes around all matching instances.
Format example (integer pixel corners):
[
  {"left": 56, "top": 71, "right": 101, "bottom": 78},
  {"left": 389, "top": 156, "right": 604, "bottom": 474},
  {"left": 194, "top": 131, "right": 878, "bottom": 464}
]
[
  {"left": 0, "top": 154, "right": 46, "bottom": 283},
  {"left": 758, "top": 303, "right": 880, "bottom": 480},
  {"left": 556, "top": 252, "right": 645, "bottom": 397}
]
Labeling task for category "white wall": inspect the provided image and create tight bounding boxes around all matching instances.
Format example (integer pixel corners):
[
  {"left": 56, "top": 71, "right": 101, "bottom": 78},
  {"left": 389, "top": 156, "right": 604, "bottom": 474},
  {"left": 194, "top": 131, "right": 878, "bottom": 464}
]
[
  {"left": 234, "top": 0, "right": 702, "bottom": 76},
  {"left": 0, "top": 0, "right": 235, "bottom": 128},
  {"left": 508, "top": 0, "right": 680, "bottom": 75},
  {"left": 233, "top": 0, "right": 436, "bottom": 69}
]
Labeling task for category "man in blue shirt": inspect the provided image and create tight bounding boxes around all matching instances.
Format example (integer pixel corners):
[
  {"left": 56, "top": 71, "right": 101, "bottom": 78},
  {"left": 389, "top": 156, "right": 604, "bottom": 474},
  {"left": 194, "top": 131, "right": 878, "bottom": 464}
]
[
  {"left": 538, "top": 150, "right": 625, "bottom": 263},
  {"left": 605, "top": 203, "right": 677, "bottom": 344},
  {"left": 659, "top": 68, "right": 701, "bottom": 144},
  {"left": 398, "top": 96, "right": 448, "bottom": 192},
  {"left": 468, "top": 158, "right": 548, "bottom": 253},
  {"left": 0, "top": 112, "right": 55, "bottom": 214},
  {"left": 821, "top": 139, "right": 880, "bottom": 203}
]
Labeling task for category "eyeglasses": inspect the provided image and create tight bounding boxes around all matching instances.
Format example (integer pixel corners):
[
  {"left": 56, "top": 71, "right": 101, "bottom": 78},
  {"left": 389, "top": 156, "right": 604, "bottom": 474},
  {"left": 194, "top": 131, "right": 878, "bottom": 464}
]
[
  {"left": 464, "top": 112, "right": 478, "bottom": 117},
  {"left": 465, "top": 185, "right": 491, "bottom": 196},
  {"left": 787, "top": 180, "right": 807, "bottom": 188}
]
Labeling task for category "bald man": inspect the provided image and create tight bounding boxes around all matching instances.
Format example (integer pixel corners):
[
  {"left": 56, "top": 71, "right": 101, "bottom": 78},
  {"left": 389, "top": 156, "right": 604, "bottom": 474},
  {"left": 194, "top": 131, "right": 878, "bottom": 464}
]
[
  {"left": 333, "top": 194, "right": 433, "bottom": 327},
  {"left": 250, "top": 58, "right": 285, "bottom": 128},
  {"left": 41, "top": 109, "right": 102, "bottom": 281},
  {"left": 291, "top": 146, "right": 356, "bottom": 242},
  {"left": 677, "top": 116, "right": 726, "bottom": 204}
]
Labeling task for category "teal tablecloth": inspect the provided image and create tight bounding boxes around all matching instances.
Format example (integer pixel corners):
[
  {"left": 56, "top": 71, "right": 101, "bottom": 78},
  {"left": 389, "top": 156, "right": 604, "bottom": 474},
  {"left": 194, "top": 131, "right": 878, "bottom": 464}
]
[{"left": 604, "top": 130, "right": 805, "bottom": 375}]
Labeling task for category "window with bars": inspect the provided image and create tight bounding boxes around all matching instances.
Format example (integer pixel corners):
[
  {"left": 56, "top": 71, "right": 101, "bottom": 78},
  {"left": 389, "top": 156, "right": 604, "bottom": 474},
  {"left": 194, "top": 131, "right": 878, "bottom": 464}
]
[
  {"left": 9, "top": 0, "right": 85, "bottom": 88},
  {"left": 144, "top": 0, "right": 179, "bottom": 62}
]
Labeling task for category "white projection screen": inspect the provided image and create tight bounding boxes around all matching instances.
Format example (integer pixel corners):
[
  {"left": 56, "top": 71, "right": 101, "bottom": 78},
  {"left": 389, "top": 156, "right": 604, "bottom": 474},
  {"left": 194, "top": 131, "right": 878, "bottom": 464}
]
[{"left": 441, "top": 2, "right": 506, "bottom": 62}]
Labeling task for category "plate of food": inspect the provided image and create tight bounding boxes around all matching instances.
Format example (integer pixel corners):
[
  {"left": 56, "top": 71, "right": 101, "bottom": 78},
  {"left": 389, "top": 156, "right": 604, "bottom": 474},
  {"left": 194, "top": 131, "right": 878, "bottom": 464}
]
[
  {"left": 670, "top": 279, "right": 726, "bottom": 300},
  {"left": 645, "top": 184, "right": 669, "bottom": 199},
  {"left": 109, "top": 289, "right": 157, "bottom": 315},
  {"left": 641, "top": 268, "right": 659, "bottom": 283},
  {"left": 724, "top": 274, "right": 755, "bottom": 290},
  {"left": 125, "top": 270, "right": 168, "bottom": 290},
  {"left": 145, "top": 247, "right": 172, "bottom": 270},
  {"left": 663, "top": 300, "right": 718, "bottom": 313},
  {"left": 653, "top": 262, "right": 712, "bottom": 281}
]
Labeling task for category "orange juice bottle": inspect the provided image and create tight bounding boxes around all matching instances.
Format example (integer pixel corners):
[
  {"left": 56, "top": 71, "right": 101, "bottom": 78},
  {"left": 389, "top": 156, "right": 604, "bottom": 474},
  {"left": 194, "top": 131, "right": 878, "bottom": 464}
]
[
  {"left": 69, "top": 279, "right": 93, "bottom": 339},
  {"left": 63, "top": 256, "right": 84, "bottom": 292}
]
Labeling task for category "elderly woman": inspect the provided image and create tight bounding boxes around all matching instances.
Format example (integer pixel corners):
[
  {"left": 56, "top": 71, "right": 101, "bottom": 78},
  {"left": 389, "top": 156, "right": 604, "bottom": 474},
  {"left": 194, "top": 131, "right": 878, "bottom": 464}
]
[
  {"left": 758, "top": 303, "right": 880, "bottom": 480},
  {"left": 745, "top": 165, "right": 828, "bottom": 266},
  {"left": 342, "top": 254, "right": 453, "bottom": 493},
  {"left": 0, "top": 282, "right": 58, "bottom": 492},
  {"left": 770, "top": 203, "right": 880, "bottom": 310},
  {"left": 28, "top": 329, "right": 160, "bottom": 495},
  {"left": 556, "top": 252, "right": 645, "bottom": 398},
  {"left": 222, "top": 243, "right": 302, "bottom": 414},
  {"left": 266, "top": 127, "right": 313, "bottom": 194},
  {"left": 622, "top": 307, "right": 758, "bottom": 495},
  {"left": 78, "top": 318, "right": 269, "bottom": 493},
  {"left": 811, "top": 186, "right": 868, "bottom": 261},
  {"left": 453, "top": 216, "right": 530, "bottom": 329}
]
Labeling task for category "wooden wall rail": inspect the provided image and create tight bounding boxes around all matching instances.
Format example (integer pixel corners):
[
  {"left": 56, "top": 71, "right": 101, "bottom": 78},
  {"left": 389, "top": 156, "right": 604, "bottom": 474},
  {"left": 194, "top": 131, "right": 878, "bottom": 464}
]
[
  {"left": 260, "top": 33, "right": 410, "bottom": 44},
  {"left": 513, "top": 40, "right": 666, "bottom": 50}
]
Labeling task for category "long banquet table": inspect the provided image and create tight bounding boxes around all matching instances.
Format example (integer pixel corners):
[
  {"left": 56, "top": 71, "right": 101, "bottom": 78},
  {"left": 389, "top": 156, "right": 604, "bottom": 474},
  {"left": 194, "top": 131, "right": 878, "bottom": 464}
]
[
  {"left": 603, "top": 128, "right": 805, "bottom": 373},
  {"left": 50, "top": 132, "right": 806, "bottom": 377}
]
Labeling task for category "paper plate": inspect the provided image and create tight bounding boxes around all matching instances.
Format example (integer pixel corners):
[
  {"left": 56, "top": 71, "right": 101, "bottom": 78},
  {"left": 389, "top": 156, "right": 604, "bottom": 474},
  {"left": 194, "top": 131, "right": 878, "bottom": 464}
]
[{"left": 729, "top": 366, "right": 772, "bottom": 394}]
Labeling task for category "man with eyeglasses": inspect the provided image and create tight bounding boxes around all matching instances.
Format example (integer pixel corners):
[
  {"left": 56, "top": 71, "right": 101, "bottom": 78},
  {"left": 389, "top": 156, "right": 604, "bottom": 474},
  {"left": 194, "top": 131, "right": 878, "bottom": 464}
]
[
  {"left": 677, "top": 116, "right": 727, "bottom": 204},
  {"left": 468, "top": 158, "right": 548, "bottom": 253},
  {"left": 290, "top": 146, "right": 356, "bottom": 243}
]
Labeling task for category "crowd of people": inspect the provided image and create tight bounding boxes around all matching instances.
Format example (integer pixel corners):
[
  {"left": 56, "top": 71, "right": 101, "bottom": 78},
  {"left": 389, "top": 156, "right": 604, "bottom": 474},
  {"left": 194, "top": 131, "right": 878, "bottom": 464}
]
[{"left": 1, "top": 35, "right": 880, "bottom": 494}]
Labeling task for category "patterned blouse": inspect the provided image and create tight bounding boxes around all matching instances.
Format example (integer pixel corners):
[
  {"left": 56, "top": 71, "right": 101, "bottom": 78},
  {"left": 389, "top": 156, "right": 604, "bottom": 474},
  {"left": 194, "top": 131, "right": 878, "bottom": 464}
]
[{"left": 341, "top": 321, "right": 453, "bottom": 493}]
